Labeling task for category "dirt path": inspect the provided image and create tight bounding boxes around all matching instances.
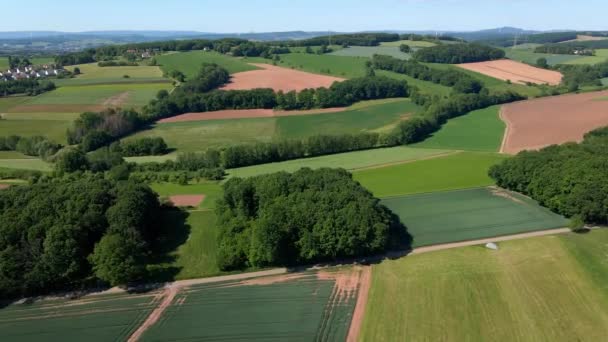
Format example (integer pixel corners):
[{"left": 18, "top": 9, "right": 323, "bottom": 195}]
[
  {"left": 127, "top": 286, "right": 178, "bottom": 342},
  {"left": 346, "top": 266, "right": 371, "bottom": 342},
  {"left": 498, "top": 106, "right": 510, "bottom": 154},
  {"left": 102, "top": 91, "right": 130, "bottom": 107}
]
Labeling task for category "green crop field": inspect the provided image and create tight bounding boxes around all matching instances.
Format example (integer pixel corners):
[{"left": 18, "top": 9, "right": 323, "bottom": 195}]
[
  {"left": 0, "top": 57, "right": 8, "bottom": 69},
  {"left": 141, "top": 272, "right": 357, "bottom": 341},
  {"left": 0, "top": 157, "right": 52, "bottom": 171},
  {"left": 353, "top": 151, "right": 508, "bottom": 197},
  {"left": 329, "top": 46, "right": 412, "bottom": 60},
  {"left": 156, "top": 51, "right": 258, "bottom": 78},
  {"left": 429, "top": 63, "right": 543, "bottom": 98},
  {"left": 127, "top": 99, "right": 422, "bottom": 152},
  {"left": 383, "top": 187, "right": 568, "bottom": 247},
  {"left": 414, "top": 105, "right": 505, "bottom": 151},
  {"left": 505, "top": 48, "right": 584, "bottom": 65},
  {"left": 227, "top": 146, "right": 452, "bottom": 179},
  {"left": 0, "top": 292, "right": 159, "bottom": 342},
  {"left": 360, "top": 230, "right": 608, "bottom": 341},
  {"left": 57, "top": 63, "right": 169, "bottom": 86},
  {"left": 249, "top": 53, "right": 368, "bottom": 79},
  {"left": 0, "top": 115, "right": 73, "bottom": 143},
  {"left": 562, "top": 52, "right": 608, "bottom": 65},
  {"left": 150, "top": 210, "right": 221, "bottom": 280},
  {"left": 6, "top": 83, "right": 172, "bottom": 112}
]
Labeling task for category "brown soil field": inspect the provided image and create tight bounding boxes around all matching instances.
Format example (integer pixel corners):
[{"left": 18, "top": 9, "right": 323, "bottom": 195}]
[
  {"left": 0, "top": 184, "right": 10, "bottom": 190},
  {"left": 169, "top": 194, "right": 206, "bottom": 207},
  {"left": 500, "top": 90, "right": 608, "bottom": 154},
  {"left": 220, "top": 63, "right": 345, "bottom": 92},
  {"left": 157, "top": 107, "right": 347, "bottom": 123},
  {"left": 457, "top": 60, "right": 563, "bottom": 85}
]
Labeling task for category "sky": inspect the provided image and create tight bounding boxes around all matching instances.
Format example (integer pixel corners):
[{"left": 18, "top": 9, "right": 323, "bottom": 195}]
[{"left": 1, "top": 0, "right": 607, "bottom": 33}]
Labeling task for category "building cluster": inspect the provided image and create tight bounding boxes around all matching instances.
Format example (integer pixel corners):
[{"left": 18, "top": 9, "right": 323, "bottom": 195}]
[
  {"left": 125, "top": 49, "right": 160, "bottom": 59},
  {"left": 0, "top": 65, "right": 65, "bottom": 82}
]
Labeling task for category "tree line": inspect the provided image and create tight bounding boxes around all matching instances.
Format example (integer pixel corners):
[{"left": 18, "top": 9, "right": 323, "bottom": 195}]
[
  {"left": 0, "top": 135, "right": 61, "bottom": 159},
  {"left": 0, "top": 78, "right": 55, "bottom": 96},
  {"left": 534, "top": 44, "right": 594, "bottom": 55},
  {"left": 371, "top": 54, "right": 483, "bottom": 94},
  {"left": 412, "top": 43, "right": 505, "bottom": 64},
  {"left": 216, "top": 168, "right": 409, "bottom": 270},
  {"left": 0, "top": 176, "right": 163, "bottom": 298},
  {"left": 284, "top": 33, "right": 400, "bottom": 47},
  {"left": 490, "top": 126, "right": 608, "bottom": 225},
  {"left": 557, "top": 60, "right": 608, "bottom": 89}
]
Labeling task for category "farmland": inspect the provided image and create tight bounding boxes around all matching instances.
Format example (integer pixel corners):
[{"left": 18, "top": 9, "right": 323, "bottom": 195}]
[
  {"left": 457, "top": 60, "right": 562, "bottom": 85},
  {"left": 382, "top": 187, "right": 568, "bottom": 247},
  {"left": 381, "top": 40, "right": 437, "bottom": 48},
  {"left": 226, "top": 146, "right": 452, "bottom": 179},
  {"left": 329, "top": 46, "right": 411, "bottom": 60},
  {"left": 360, "top": 230, "right": 608, "bottom": 341},
  {"left": 156, "top": 51, "right": 259, "bottom": 78},
  {"left": 353, "top": 152, "right": 508, "bottom": 197},
  {"left": 500, "top": 90, "right": 608, "bottom": 154},
  {"left": 504, "top": 47, "right": 584, "bottom": 65},
  {"left": 59, "top": 63, "right": 169, "bottom": 86},
  {"left": 126, "top": 98, "right": 422, "bottom": 152},
  {"left": 414, "top": 105, "right": 504, "bottom": 151},
  {"left": 248, "top": 53, "right": 368, "bottom": 79}
]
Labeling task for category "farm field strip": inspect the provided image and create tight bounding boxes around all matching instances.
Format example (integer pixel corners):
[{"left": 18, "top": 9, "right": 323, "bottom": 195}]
[
  {"left": 0, "top": 158, "right": 52, "bottom": 171},
  {"left": 457, "top": 59, "right": 563, "bottom": 85},
  {"left": 353, "top": 151, "right": 508, "bottom": 197},
  {"left": 247, "top": 53, "right": 368, "bottom": 79},
  {"left": 360, "top": 230, "right": 608, "bottom": 341},
  {"left": 382, "top": 187, "right": 568, "bottom": 247},
  {"left": 329, "top": 46, "right": 412, "bottom": 60},
  {"left": 500, "top": 90, "right": 608, "bottom": 154},
  {"left": 220, "top": 63, "right": 344, "bottom": 92},
  {"left": 156, "top": 51, "right": 259, "bottom": 78}
]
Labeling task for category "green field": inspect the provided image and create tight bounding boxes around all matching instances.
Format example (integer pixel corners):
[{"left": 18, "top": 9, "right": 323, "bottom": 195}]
[
  {"left": 141, "top": 272, "right": 356, "bottom": 341},
  {"left": 150, "top": 210, "right": 220, "bottom": 280},
  {"left": 57, "top": 63, "right": 169, "bottom": 86},
  {"left": 0, "top": 292, "right": 159, "bottom": 341},
  {"left": 505, "top": 47, "right": 584, "bottom": 65},
  {"left": 0, "top": 157, "right": 52, "bottom": 171},
  {"left": 127, "top": 99, "right": 422, "bottom": 152},
  {"left": 156, "top": 51, "right": 258, "bottom": 78},
  {"left": 249, "top": 53, "right": 368, "bottom": 79},
  {"left": 353, "top": 152, "right": 508, "bottom": 197},
  {"left": 381, "top": 40, "right": 437, "bottom": 48},
  {"left": 414, "top": 105, "right": 505, "bottom": 151},
  {"left": 383, "top": 187, "right": 568, "bottom": 247},
  {"left": 0, "top": 114, "right": 73, "bottom": 143},
  {"left": 360, "top": 230, "right": 608, "bottom": 341},
  {"left": 428, "top": 63, "right": 543, "bottom": 98},
  {"left": 329, "top": 46, "right": 411, "bottom": 60},
  {"left": 562, "top": 50, "right": 608, "bottom": 65},
  {"left": 227, "top": 146, "right": 452, "bottom": 179}
]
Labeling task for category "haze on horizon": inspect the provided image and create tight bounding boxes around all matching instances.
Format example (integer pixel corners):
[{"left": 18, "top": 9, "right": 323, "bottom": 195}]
[{"left": 1, "top": 0, "right": 607, "bottom": 33}]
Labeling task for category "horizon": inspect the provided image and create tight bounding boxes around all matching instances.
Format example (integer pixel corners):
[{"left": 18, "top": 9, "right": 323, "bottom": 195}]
[{"left": 2, "top": 0, "right": 607, "bottom": 33}]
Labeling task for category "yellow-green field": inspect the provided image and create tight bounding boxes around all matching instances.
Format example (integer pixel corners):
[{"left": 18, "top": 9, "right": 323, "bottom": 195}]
[
  {"left": 59, "top": 63, "right": 169, "bottom": 86},
  {"left": 360, "top": 229, "right": 608, "bottom": 341}
]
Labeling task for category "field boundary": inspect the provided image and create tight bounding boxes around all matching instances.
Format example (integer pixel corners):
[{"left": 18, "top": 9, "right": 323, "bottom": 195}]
[
  {"left": 499, "top": 106, "right": 510, "bottom": 154},
  {"left": 351, "top": 150, "right": 462, "bottom": 171}
]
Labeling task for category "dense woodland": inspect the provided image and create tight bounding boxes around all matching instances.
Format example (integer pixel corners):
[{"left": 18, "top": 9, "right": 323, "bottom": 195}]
[
  {"left": 0, "top": 79, "right": 55, "bottom": 96},
  {"left": 413, "top": 43, "right": 505, "bottom": 64},
  {"left": 490, "top": 127, "right": 608, "bottom": 225},
  {"left": 216, "top": 168, "right": 408, "bottom": 270},
  {"left": 558, "top": 61, "right": 608, "bottom": 88},
  {"left": 0, "top": 135, "right": 61, "bottom": 159},
  {"left": 0, "top": 176, "right": 163, "bottom": 298}
]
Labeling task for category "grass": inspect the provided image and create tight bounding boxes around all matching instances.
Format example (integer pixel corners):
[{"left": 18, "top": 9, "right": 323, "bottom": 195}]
[
  {"left": 141, "top": 272, "right": 355, "bottom": 341},
  {"left": 429, "top": 63, "right": 543, "bottom": 98},
  {"left": 0, "top": 292, "right": 159, "bottom": 342},
  {"left": 150, "top": 181, "right": 222, "bottom": 210},
  {"left": 329, "top": 46, "right": 411, "bottom": 60},
  {"left": 0, "top": 96, "right": 31, "bottom": 112},
  {"left": 505, "top": 47, "right": 584, "bottom": 65},
  {"left": 381, "top": 40, "right": 437, "bottom": 48},
  {"left": 227, "top": 146, "right": 452, "bottom": 179},
  {"left": 414, "top": 105, "right": 505, "bottom": 151},
  {"left": 57, "top": 63, "right": 169, "bottom": 86},
  {"left": 353, "top": 151, "right": 508, "bottom": 197},
  {"left": 360, "top": 229, "right": 608, "bottom": 341},
  {"left": 8, "top": 83, "right": 173, "bottom": 111},
  {"left": 156, "top": 51, "right": 258, "bottom": 78},
  {"left": 248, "top": 53, "right": 368, "bottom": 79},
  {"left": 0, "top": 113, "right": 77, "bottom": 143},
  {"left": 127, "top": 99, "right": 422, "bottom": 152},
  {"left": 383, "top": 187, "right": 568, "bottom": 247},
  {"left": 0, "top": 157, "right": 52, "bottom": 171}
]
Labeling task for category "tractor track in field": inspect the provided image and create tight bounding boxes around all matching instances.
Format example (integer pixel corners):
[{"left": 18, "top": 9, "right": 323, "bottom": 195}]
[{"left": 350, "top": 150, "right": 462, "bottom": 172}]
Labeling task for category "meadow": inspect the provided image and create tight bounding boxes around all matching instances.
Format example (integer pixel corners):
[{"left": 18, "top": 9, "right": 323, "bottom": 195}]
[
  {"left": 353, "top": 151, "right": 508, "bottom": 197},
  {"left": 58, "top": 63, "right": 169, "bottom": 86},
  {"left": 141, "top": 271, "right": 358, "bottom": 342},
  {"left": 0, "top": 156, "right": 52, "bottom": 171},
  {"left": 127, "top": 99, "right": 422, "bottom": 152},
  {"left": 383, "top": 187, "right": 568, "bottom": 247},
  {"left": 504, "top": 47, "right": 583, "bottom": 65},
  {"left": 0, "top": 292, "right": 159, "bottom": 342},
  {"left": 360, "top": 230, "right": 608, "bottom": 341},
  {"left": 227, "top": 146, "right": 451, "bottom": 179},
  {"left": 248, "top": 53, "right": 368, "bottom": 79},
  {"left": 414, "top": 105, "right": 504, "bottom": 151},
  {"left": 561, "top": 49, "right": 608, "bottom": 65},
  {"left": 0, "top": 114, "right": 74, "bottom": 143},
  {"left": 156, "top": 51, "right": 258, "bottom": 78},
  {"left": 380, "top": 40, "right": 437, "bottom": 48}
]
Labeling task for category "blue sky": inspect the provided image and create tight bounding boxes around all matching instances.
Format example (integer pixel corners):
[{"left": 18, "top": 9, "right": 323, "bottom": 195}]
[{"left": 2, "top": 0, "right": 606, "bottom": 32}]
